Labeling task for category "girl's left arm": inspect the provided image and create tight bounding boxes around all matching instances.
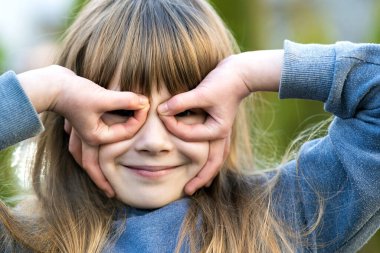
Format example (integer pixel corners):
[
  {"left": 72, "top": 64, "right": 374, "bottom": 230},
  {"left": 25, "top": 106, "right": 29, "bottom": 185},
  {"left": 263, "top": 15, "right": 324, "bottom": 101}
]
[{"left": 275, "top": 40, "right": 380, "bottom": 252}]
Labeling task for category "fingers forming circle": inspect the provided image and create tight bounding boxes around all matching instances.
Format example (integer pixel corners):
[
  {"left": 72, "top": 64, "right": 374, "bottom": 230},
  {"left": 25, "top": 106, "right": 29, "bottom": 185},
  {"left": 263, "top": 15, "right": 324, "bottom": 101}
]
[
  {"left": 184, "top": 138, "right": 227, "bottom": 195},
  {"left": 81, "top": 142, "right": 115, "bottom": 198}
]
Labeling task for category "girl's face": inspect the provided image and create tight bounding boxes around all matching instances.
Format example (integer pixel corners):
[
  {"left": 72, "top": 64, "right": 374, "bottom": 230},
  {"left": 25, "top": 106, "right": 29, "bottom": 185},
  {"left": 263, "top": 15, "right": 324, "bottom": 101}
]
[{"left": 99, "top": 84, "right": 209, "bottom": 209}]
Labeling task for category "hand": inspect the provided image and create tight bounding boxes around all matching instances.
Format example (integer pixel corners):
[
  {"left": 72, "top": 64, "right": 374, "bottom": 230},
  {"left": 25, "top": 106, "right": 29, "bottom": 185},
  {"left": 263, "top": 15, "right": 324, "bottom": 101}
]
[
  {"left": 157, "top": 51, "right": 283, "bottom": 194},
  {"left": 158, "top": 55, "right": 251, "bottom": 195},
  {"left": 64, "top": 123, "right": 112, "bottom": 197},
  {"left": 64, "top": 101, "right": 150, "bottom": 197},
  {"left": 18, "top": 65, "right": 150, "bottom": 144},
  {"left": 18, "top": 65, "right": 150, "bottom": 197},
  {"left": 184, "top": 136, "right": 231, "bottom": 194}
]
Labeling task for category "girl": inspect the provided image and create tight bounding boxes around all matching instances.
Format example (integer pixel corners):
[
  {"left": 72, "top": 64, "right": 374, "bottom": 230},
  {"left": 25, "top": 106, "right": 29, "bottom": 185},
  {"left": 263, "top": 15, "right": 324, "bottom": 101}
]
[{"left": 1, "top": 0, "right": 379, "bottom": 252}]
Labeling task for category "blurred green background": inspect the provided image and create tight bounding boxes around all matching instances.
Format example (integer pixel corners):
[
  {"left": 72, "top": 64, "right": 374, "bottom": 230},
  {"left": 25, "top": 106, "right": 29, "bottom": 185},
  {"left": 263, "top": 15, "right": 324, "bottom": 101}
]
[{"left": 0, "top": 0, "right": 378, "bottom": 251}]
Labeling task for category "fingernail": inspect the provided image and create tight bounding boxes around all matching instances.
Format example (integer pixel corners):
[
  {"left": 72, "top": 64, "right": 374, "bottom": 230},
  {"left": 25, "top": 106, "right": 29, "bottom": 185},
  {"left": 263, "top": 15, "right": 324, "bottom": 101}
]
[
  {"left": 158, "top": 103, "right": 168, "bottom": 115},
  {"left": 139, "top": 96, "right": 149, "bottom": 106}
]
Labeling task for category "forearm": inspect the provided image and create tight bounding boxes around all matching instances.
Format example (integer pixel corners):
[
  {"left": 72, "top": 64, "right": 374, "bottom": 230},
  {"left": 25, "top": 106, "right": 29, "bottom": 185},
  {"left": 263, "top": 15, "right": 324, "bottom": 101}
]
[
  {"left": 0, "top": 71, "right": 43, "bottom": 149},
  {"left": 236, "top": 49, "right": 284, "bottom": 93},
  {"left": 17, "top": 65, "right": 65, "bottom": 114}
]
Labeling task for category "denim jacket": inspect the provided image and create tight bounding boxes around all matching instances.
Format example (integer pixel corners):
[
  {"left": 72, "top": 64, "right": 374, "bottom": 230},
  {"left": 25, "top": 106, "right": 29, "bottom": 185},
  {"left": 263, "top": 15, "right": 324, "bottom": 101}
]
[{"left": 0, "top": 40, "right": 379, "bottom": 252}]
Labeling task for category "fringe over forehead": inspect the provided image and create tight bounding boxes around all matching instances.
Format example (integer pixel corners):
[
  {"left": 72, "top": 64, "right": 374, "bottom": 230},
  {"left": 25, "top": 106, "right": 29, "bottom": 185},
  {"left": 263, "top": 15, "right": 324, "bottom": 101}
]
[{"left": 57, "top": 0, "right": 238, "bottom": 95}]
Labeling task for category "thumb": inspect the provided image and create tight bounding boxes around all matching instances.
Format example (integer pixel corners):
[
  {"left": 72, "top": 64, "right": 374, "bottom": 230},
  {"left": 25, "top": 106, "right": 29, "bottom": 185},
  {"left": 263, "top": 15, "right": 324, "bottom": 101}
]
[
  {"left": 157, "top": 89, "right": 208, "bottom": 116},
  {"left": 99, "top": 90, "right": 149, "bottom": 112}
]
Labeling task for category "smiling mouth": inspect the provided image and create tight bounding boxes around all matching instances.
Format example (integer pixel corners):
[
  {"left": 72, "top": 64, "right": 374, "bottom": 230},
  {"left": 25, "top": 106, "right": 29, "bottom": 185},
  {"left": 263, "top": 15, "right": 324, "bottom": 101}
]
[{"left": 123, "top": 165, "right": 178, "bottom": 178}]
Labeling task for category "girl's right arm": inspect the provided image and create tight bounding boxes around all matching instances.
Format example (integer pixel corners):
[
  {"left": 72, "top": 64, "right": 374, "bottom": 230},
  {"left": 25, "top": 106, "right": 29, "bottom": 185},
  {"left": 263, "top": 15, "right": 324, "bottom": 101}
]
[{"left": 1, "top": 65, "right": 149, "bottom": 149}]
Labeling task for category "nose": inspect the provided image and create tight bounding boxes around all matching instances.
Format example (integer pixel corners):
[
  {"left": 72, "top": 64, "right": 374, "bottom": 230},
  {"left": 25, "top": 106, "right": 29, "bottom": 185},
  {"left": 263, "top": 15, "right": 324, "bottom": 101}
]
[{"left": 133, "top": 113, "right": 174, "bottom": 155}]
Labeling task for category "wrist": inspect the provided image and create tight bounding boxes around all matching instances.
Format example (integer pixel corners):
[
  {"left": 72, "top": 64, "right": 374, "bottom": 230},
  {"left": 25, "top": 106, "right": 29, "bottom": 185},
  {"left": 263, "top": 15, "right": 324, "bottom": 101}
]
[
  {"left": 17, "top": 65, "right": 62, "bottom": 113},
  {"left": 45, "top": 65, "right": 72, "bottom": 114},
  {"left": 216, "top": 54, "right": 252, "bottom": 99},
  {"left": 238, "top": 50, "right": 284, "bottom": 93}
]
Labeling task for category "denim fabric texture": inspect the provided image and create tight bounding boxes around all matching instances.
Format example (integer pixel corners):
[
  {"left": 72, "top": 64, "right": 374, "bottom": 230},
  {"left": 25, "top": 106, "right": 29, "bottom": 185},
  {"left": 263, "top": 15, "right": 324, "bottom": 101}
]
[{"left": 0, "top": 71, "right": 43, "bottom": 150}]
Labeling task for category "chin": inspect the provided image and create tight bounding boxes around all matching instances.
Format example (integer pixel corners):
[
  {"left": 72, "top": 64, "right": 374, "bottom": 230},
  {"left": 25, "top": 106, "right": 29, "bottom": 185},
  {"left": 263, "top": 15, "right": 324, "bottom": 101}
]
[{"left": 117, "top": 190, "right": 184, "bottom": 209}]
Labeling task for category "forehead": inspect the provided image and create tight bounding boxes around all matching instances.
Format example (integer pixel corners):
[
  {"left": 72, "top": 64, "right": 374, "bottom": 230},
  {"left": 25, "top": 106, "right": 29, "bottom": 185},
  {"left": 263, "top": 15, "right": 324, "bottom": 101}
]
[
  {"left": 108, "top": 69, "right": 172, "bottom": 106},
  {"left": 149, "top": 86, "right": 171, "bottom": 106},
  {"left": 108, "top": 64, "right": 188, "bottom": 99}
]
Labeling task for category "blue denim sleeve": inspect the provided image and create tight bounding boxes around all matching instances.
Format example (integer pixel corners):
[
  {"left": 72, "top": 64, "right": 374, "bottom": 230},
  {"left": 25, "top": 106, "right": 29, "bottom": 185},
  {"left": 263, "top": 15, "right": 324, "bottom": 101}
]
[
  {"left": 0, "top": 71, "right": 43, "bottom": 149},
  {"left": 275, "top": 40, "right": 380, "bottom": 252}
]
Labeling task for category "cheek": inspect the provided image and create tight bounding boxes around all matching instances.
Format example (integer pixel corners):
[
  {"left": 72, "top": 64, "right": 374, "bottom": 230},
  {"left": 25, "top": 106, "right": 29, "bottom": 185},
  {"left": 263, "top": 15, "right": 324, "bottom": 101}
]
[
  {"left": 99, "top": 140, "right": 133, "bottom": 166},
  {"left": 175, "top": 140, "right": 209, "bottom": 169}
]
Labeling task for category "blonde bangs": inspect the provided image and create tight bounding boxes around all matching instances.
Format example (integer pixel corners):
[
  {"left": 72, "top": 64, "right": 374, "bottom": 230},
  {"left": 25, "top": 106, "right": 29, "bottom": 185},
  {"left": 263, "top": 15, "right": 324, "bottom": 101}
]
[
  {"left": 59, "top": 0, "right": 237, "bottom": 96},
  {"left": 118, "top": 0, "right": 235, "bottom": 95}
]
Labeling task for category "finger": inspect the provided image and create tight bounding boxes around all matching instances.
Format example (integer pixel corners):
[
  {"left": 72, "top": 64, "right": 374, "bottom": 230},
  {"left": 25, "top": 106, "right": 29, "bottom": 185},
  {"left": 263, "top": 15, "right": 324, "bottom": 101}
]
[
  {"left": 184, "top": 138, "right": 226, "bottom": 195},
  {"left": 205, "top": 134, "right": 231, "bottom": 188},
  {"left": 97, "top": 90, "right": 149, "bottom": 112},
  {"left": 67, "top": 91, "right": 149, "bottom": 145},
  {"left": 96, "top": 105, "right": 149, "bottom": 143},
  {"left": 64, "top": 119, "right": 72, "bottom": 135},
  {"left": 159, "top": 115, "right": 228, "bottom": 141},
  {"left": 223, "top": 133, "right": 231, "bottom": 161},
  {"left": 68, "top": 129, "right": 83, "bottom": 166},
  {"left": 81, "top": 143, "right": 115, "bottom": 198},
  {"left": 157, "top": 88, "right": 209, "bottom": 116}
]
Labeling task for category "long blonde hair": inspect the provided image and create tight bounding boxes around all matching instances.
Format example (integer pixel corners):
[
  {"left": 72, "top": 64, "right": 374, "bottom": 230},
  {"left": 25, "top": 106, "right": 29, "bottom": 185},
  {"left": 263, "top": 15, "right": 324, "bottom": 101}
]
[{"left": 1, "top": 0, "right": 298, "bottom": 252}]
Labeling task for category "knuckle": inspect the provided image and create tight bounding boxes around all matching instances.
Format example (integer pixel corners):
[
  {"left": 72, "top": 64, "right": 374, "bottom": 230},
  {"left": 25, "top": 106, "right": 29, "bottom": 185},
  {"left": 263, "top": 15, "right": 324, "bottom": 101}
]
[
  {"left": 194, "top": 88, "right": 207, "bottom": 101},
  {"left": 170, "top": 95, "right": 189, "bottom": 111},
  {"left": 64, "top": 121, "right": 72, "bottom": 134},
  {"left": 87, "top": 132, "right": 101, "bottom": 145},
  {"left": 218, "top": 126, "right": 229, "bottom": 137},
  {"left": 68, "top": 139, "right": 74, "bottom": 153},
  {"left": 212, "top": 154, "right": 224, "bottom": 166},
  {"left": 167, "top": 96, "right": 181, "bottom": 109},
  {"left": 81, "top": 159, "right": 92, "bottom": 170},
  {"left": 123, "top": 94, "right": 135, "bottom": 106}
]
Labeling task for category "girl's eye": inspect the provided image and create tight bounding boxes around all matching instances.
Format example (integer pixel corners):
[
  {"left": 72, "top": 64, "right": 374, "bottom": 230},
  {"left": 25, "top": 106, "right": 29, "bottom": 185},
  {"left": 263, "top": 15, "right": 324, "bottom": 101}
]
[
  {"left": 174, "top": 109, "right": 207, "bottom": 124},
  {"left": 108, "top": 110, "right": 134, "bottom": 117},
  {"left": 102, "top": 110, "right": 134, "bottom": 125},
  {"left": 175, "top": 110, "right": 195, "bottom": 118}
]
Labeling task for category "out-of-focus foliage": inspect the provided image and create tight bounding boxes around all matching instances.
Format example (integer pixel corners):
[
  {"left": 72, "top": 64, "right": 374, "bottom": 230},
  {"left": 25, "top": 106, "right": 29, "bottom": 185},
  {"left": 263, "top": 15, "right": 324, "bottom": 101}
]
[
  {"left": 0, "top": 146, "right": 21, "bottom": 207},
  {"left": 65, "top": 0, "right": 88, "bottom": 27},
  {"left": 0, "top": 41, "right": 21, "bottom": 206},
  {"left": 209, "top": 0, "right": 261, "bottom": 50}
]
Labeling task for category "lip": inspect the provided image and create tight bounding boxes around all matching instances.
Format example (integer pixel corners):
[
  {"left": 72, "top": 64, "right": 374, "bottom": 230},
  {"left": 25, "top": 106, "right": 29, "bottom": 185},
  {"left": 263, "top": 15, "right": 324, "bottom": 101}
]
[{"left": 123, "top": 165, "right": 178, "bottom": 178}]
